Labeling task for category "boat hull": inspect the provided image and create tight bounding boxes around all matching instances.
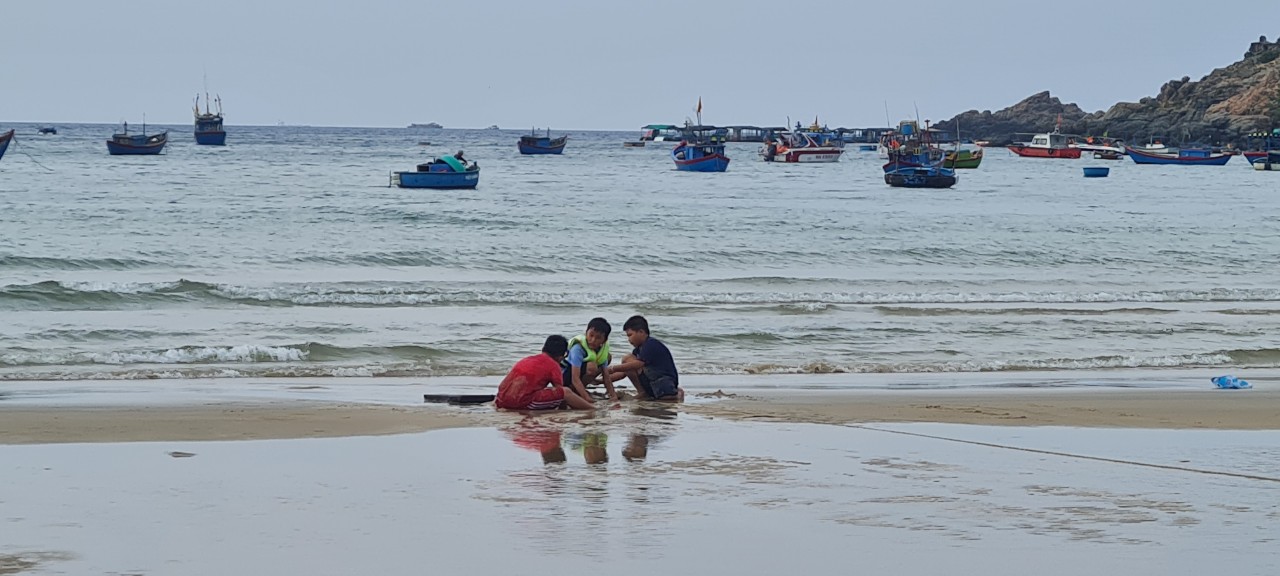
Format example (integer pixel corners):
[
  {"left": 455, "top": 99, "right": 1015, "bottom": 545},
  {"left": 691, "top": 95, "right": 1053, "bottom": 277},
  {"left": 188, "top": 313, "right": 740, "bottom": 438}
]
[
  {"left": 762, "top": 148, "right": 843, "bottom": 163},
  {"left": 1008, "top": 145, "right": 1081, "bottom": 159},
  {"left": 1125, "top": 147, "right": 1232, "bottom": 165},
  {"left": 106, "top": 134, "right": 167, "bottom": 155},
  {"left": 674, "top": 154, "right": 730, "bottom": 172},
  {"left": 0, "top": 129, "right": 12, "bottom": 162},
  {"left": 393, "top": 169, "right": 480, "bottom": 189},
  {"left": 672, "top": 143, "right": 729, "bottom": 172},
  {"left": 884, "top": 167, "right": 957, "bottom": 188},
  {"left": 195, "top": 130, "right": 227, "bottom": 145},
  {"left": 1244, "top": 151, "right": 1280, "bottom": 164},
  {"left": 517, "top": 136, "right": 567, "bottom": 155},
  {"left": 944, "top": 150, "right": 983, "bottom": 169}
]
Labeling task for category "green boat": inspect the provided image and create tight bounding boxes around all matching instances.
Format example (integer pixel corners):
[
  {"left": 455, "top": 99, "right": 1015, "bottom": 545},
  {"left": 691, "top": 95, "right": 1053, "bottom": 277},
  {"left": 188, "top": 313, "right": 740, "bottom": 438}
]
[{"left": 944, "top": 148, "right": 983, "bottom": 169}]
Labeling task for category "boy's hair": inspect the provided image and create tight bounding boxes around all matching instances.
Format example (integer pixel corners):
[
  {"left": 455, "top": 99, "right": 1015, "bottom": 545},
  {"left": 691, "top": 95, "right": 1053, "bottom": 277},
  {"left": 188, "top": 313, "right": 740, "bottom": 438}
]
[
  {"left": 586, "top": 317, "right": 611, "bottom": 337},
  {"left": 542, "top": 335, "right": 569, "bottom": 357},
  {"left": 622, "top": 315, "right": 649, "bottom": 334}
]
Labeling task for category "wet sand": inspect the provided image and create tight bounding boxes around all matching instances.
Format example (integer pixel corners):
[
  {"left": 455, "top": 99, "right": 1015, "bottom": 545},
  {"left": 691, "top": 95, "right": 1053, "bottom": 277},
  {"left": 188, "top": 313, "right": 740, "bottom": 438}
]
[
  {"left": 686, "top": 388, "right": 1280, "bottom": 430},
  {"left": 1, "top": 387, "right": 1275, "bottom": 445},
  {"left": 0, "top": 403, "right": 483, "bottom": 445}
]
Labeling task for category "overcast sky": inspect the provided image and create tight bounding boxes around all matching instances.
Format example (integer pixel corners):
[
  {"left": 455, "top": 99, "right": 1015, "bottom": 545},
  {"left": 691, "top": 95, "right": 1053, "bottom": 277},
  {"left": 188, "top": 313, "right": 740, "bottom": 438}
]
[{"left": 3, "top": 1, "right": 1278, "bottom": 129}]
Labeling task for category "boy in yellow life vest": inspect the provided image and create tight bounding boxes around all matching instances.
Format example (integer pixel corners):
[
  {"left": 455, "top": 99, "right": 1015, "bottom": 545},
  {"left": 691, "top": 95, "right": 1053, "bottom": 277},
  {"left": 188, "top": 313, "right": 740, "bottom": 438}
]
[{"left": 562, "top": 317, "right": 623, "bottom": 402}]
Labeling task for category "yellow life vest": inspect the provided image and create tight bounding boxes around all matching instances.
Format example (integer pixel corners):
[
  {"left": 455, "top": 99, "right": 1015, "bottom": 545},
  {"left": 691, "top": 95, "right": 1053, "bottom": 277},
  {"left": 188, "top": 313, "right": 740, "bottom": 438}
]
[{"left": 568, "top": 334, "right": 610, "bottom": 366}]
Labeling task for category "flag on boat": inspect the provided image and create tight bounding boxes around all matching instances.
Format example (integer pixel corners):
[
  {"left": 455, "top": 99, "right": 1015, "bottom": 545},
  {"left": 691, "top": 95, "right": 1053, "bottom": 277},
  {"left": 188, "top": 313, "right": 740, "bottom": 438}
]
[{"left": 696, "top": 97, "right": 702, "bottom": 115}]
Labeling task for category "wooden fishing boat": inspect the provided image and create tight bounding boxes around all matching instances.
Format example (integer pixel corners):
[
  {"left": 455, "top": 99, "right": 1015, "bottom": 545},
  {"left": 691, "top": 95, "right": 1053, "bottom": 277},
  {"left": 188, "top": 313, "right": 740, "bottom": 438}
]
[
  {"left": 944, "top": 148, "right": 983, "bottom": 169},
  {"left": 391, "top": 153, "right": 480, "bottom": 189},
  {"left": 0, "top": 129, "right": 13, "bottom": 162},
  {"left": 1125, "top": 146, "right": 1232, "bottom": 166},
  {"left": 194, "top": 93, "right": 226, "bottom": 145},
  {"left": 517, "top": 128, "right": 567, "bottom": 155},
  {"left": 106, "top": 122, "right": 167, "bottom": 155}
]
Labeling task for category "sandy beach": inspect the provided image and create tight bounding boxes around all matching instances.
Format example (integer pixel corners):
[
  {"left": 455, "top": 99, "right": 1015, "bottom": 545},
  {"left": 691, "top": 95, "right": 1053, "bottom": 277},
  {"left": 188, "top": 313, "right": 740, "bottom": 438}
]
[{"left": 1, "top": 384, "right": 1276, "bottom": 445}]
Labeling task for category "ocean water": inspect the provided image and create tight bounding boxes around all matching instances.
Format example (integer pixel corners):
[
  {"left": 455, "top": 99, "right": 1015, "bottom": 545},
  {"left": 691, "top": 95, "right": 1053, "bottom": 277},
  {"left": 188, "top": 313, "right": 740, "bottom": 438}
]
[{"left": 2, "top": 123, "right": 1279, "bottom": 384}]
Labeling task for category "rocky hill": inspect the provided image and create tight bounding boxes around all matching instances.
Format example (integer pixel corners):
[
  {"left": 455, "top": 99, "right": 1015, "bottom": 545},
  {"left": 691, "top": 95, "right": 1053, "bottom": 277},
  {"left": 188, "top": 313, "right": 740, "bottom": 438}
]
[{"left": 935, "top": 36, "right": 1280, "bottom": 145}]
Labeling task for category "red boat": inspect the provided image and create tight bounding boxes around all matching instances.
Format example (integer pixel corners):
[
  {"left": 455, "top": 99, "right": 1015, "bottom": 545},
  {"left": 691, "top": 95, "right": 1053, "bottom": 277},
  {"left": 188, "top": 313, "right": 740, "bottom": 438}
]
[{"left": 1008, "top": 130, "right": 1081, "bottom": 158}]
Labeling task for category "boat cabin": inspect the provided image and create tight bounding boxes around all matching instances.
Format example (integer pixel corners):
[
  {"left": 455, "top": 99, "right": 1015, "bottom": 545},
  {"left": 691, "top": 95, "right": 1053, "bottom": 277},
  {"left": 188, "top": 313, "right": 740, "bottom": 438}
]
[{"left": 1030, "top": 132, "right": 1070, "bottom": 149}]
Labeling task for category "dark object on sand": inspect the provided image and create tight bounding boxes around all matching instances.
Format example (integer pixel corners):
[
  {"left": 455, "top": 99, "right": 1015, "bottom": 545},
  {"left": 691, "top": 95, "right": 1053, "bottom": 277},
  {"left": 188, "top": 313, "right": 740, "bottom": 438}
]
[{"left": 423, "top": 393, "right": 495, "bottom": 405}]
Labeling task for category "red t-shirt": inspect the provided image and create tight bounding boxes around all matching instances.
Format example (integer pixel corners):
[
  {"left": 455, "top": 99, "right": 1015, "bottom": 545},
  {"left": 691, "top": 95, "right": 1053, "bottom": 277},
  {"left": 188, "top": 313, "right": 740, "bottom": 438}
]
[{"left": 495, "top": 353, "right": 564, "bottom": 409}]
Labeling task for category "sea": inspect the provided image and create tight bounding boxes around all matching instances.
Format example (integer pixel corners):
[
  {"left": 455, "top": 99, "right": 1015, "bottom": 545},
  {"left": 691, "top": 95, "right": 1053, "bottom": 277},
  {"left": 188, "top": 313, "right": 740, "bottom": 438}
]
[{"left": 2, "top": 123, "right": 1279, "bottom": 387}]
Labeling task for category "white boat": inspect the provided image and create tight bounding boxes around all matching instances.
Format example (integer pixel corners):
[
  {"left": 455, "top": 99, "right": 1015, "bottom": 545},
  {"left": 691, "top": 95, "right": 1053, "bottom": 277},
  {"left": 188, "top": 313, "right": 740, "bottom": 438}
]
[{"left": 760, "top": 132, "right": 843, "bottom": 163}]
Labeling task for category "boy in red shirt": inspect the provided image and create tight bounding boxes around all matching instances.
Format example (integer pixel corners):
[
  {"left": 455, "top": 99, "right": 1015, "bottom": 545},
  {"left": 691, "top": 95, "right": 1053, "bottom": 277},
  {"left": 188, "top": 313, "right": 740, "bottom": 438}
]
[{"left": 495, "top": 335, "right": 595, "bottom": 411}]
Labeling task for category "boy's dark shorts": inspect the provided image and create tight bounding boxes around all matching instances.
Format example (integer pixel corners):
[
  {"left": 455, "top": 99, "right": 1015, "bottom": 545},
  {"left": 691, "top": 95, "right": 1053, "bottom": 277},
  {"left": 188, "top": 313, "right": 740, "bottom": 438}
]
[{"left": 638, "top": 372, "right": 679, "bottom": 399}]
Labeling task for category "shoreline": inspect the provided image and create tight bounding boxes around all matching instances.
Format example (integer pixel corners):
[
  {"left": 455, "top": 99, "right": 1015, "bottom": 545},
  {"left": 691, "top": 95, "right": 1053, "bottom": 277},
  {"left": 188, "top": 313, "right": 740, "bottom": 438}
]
[{"left": 2, "top": 385, "right": 1275, "bottom": 445}]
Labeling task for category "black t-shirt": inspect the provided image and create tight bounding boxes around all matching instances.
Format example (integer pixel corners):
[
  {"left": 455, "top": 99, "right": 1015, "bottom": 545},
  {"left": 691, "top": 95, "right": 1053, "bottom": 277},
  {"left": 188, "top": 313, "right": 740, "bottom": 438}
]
[{"left": 634, "top": 337, "right": 678, "bottom": 386}]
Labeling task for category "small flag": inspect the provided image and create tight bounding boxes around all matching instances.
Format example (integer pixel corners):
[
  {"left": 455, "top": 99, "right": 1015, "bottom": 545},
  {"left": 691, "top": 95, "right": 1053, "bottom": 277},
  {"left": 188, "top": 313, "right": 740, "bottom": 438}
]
[{"left": 696, "top": 97, "right": 702, "bottom": 115}]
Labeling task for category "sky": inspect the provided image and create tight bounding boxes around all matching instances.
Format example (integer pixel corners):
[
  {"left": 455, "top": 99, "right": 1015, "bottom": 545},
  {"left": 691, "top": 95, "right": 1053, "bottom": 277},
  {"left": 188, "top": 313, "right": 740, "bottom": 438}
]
[{"left": 3, "top": 1, "right": 1279, "bottom": 130}]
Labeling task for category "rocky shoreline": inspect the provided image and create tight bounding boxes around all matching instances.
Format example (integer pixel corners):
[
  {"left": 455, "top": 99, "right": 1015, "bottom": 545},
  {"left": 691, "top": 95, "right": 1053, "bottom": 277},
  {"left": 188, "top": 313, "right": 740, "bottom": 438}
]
[{"left": 936, "top": 36, "right": 1280, "bottom": 146}]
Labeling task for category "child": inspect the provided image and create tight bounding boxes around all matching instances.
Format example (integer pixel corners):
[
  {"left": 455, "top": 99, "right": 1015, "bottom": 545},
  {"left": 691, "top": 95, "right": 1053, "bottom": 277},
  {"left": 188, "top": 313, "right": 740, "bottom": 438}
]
[
  {"left": 495, "top": 335, "right": 594, "bottom": 411},
  {"left": 613, "top": 315, "right": 682, "bottom": 401},
  {"left": 563, "top": 317, "right": 624, "bottom": 402}
]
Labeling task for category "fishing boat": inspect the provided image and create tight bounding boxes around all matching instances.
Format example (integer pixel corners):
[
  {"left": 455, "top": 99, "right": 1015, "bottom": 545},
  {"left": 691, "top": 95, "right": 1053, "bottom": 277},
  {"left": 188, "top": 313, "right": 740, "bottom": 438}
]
[
  {"left": 622, "top": 140, "right": 646, "bottom": 148},
  {"left": 38, "top": 127, "right": 57, "bottom": 135},
  {"left": 640, "top": 124, "right": 683, "bottom": 142},
  {"left": 880, "top": 120, "right": 944, "bottom": 171},
  {"left": 408, "top": 122, "right": 443, "bottom": 129},
  {"left": 671, "top": 100, "right": 729, "bottom": 172},
  {"left": 193, "top": 93, "right": 226, "bottom": 145},
  {"left": 880, "top": 119, "right": 957, "bottom": 188},
  {"left": 106, "top": 121, "right": 167, "bottom": 155},
  {"left": 1008, "top": 130, "right": 1081, "bottom": 158},
  {"left": 0, "top": 129, "right": 13, "bottom": 162},
  {"left": 1243, "top": 130, "right": 1279, "bottom": 164},
  {"left": 517, "top": 128, "right": 567, "bottom": 155},
  {"left": 1249, "top": 151, "right": 1280, "bottom": 168},
  {"left": 1130, "top": 140, "right": 1175, "bottom": 155},
  {"left": 944, "top": 148, "right": 983, "bottom": 169},
  {"left": 1074, "top": 136, "right": 1125, "bottom": 157},
  {"left": 1094, "top": 151, "right": 1124, "bottom": 160},
  {"left": 884, "top": 165, "right": 958, "bottom": 188},
  {"left": 760, "top": 130, "right": 843, "bottom": 162},
  {"left": 391, "top": 152, "right": 480, "bottom": 189},
  {"left": 1125, "top": 146, "right": 1232, "bottom": 166}
]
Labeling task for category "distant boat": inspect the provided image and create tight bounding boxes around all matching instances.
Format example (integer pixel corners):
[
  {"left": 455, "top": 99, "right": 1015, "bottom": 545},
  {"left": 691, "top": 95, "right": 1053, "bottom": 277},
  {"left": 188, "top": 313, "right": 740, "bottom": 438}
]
[
  {"left": 486, "top": 125, "right": 500, "bottom": 130},
  {"left": 517, "top": 128, "right": 567, "bottom": 155},
  {"left": 1125, "top": 146, "right": 1232, "bottom": 166},
  {"left": 106, "top": 121, "right": 167, "bottom": 155},
  {"left": 944, "top": 148, "right": 983, "bottom": 169},
  {"left": 194, "top": 93, "right": 226, "bottom": 145},
  {"left": 38, "top": 126, "right": 57, "bottom": 135},
  {"left": 391, "top": 154, "right": 480, "bottom": 189},
  {"left": 622, "top": 140, "right": 646, "bottom": 148},
  {"left": 760, "top": 131, "right": 843, "bottom": 163},
  {"left": 0, "top": 129, "right": 13, "bottom": 162},
  {"left": 640, "top": 124, "right": 683, "bottom": 142},
  {"left": 408, "top": 122, "right": 443, "bottom": 129}
]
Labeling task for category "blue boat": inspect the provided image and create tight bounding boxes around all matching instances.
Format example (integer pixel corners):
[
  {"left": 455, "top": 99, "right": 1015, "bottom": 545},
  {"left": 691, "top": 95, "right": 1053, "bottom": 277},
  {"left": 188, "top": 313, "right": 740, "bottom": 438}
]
[
  {"left": 672, "top": 140, "right": 730, "bottom": 172},
  {"left": 392, "top": 153, "right": 480, "bottom": 189},
  {"left": 0, "top": 129, "right": 12, "bottom": 163},
  {"left": 1125, "top": 146, "right": 1231, "bottom": 165},
  {"left": 517, "top": 128, "right": 566, "bottom": 155},
  {"left": 106, "top": 122, "right": 167, "bottom": 155},
  {"left": 671, "top": 123, "right": 730, "bottom": 172},
  {"left": 194, "top": 93, "right": 226, "bottom": 145},
  {"left": 1083, "top": 166, "right": 1110, "bottom": 178},
  {"left": 884, "top": 165, "right": 957, "bottom": 188}
]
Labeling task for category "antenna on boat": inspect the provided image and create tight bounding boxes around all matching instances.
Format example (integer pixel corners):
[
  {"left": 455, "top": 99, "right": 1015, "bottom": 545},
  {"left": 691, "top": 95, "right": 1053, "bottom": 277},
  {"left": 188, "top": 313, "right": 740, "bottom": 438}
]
[{"left": 884, "top": 101, "right": 891, "bottom": 128}]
